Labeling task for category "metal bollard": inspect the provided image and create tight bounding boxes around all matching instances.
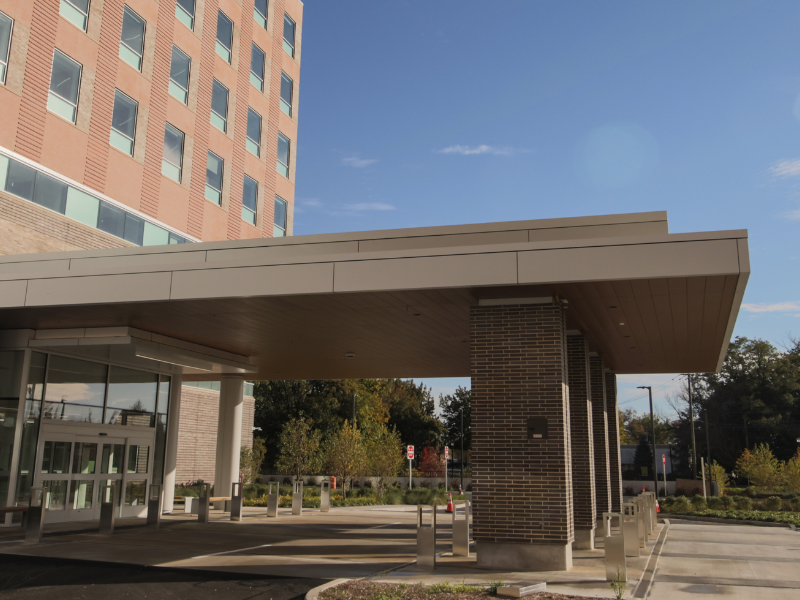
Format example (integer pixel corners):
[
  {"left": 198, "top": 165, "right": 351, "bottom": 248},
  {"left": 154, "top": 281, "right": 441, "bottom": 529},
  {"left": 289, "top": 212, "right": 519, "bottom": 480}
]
[
  {"left": 99, "top": 481, "right": 118, "bottom": 535},
  {"left": 602, "top": 512, "right": 627, "bottom": 582},
  {"left": 417, "top": 505, "right": 437, "bottom": 569},
  {"left": 292, "top": 481, "right": 303, "bottom": 515},
  {"left": 621, "top": 502, "right": 640, "bottom": 557},
  {"left": 184, "top": 496, "right": 195, "bottom": 514},
  {"left": 643, "top": 492, "right": 658, "bottom": 530},
  {"left": 633, "top": 497, "right": 646, "bottom": 547},
  {"left": 320, "top": 481, "right": 331, "bottom": 513},
  {"left": 639, "top": 493, "right": 653, "bottom": 539},
  {"left": 267, "top": 482, "right": 279, "bottom": 517},
  {"left": 147, "top": 484, "right": 162, "bottom": 529},
  {"left": 197, "top": 483, "right": 211, "bottom": 524},
  {"left": 230, "top": 482, "right": 243, "bottom": 521},
  {"left": 452, "top": 499, "right": 470, "bottom": 557},
  {"left": 25, "top": 487, "right": 46, "bottom": 543}
]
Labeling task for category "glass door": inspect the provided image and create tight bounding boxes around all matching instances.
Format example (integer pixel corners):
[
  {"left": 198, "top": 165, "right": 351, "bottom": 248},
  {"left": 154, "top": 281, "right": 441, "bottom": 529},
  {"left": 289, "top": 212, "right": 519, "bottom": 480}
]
[
  {"left": 37, "top": 437, "right": 73, "bottom": 522},
  {"left": 96, "top": 439, "right": 125, "bottom": 518}
]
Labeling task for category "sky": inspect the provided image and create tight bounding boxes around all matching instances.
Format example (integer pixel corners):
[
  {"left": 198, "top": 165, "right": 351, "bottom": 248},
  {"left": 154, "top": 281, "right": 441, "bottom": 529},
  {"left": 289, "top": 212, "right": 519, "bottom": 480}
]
[{"left": 293, "top": 1, "right": 800, "bottom": 417}]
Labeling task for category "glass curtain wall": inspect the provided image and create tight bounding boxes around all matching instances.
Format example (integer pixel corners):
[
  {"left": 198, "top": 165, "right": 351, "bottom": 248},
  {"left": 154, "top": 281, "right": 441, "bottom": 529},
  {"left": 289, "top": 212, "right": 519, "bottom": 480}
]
[{"left": 0, "top": 351, "right": 24, "bottom": 508}]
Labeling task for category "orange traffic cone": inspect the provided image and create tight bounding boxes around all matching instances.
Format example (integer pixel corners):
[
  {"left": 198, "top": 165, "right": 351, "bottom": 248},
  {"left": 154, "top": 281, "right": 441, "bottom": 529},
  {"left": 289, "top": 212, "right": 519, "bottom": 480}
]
[
  {"left": 656, "top": 500, "right": 661, "bottom": 513},
  {"left": 446, "top": 492, "right": 454, "bottom": 513}
]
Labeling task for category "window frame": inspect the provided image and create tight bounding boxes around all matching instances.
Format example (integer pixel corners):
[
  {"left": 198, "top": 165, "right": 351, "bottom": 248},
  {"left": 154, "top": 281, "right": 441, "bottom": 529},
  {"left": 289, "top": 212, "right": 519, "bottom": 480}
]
[
  {"left": 276, "top": 132, "right": 290, "bottom": 178},
  {"left": 175, "top": 0, "right": 195, "bottom": 30},
  {"left": 274, "top": 195, "right": 287, "bottom": 237},
  {"left": 241, "top": 174, "right": 258, "bottom": 225},
  {"left": 119, "top": 5, "right": 146, "bottom": 72},
  {"left": 210, "top": 78, "right": 229, "bottom": 133},
  {"left": 250, "top": 43, "right": 265, "bottom": 91},
  {"left": 168, "top": 45, "right": 191, "bottom": 104},
  {"left": 246, "top": 108, "right": 262, "bottom": 157},
  {"left": 0, "top": 10, "right": 13, "bottom": 86},
  {"left": 205, "top": 151, "right": 224, "bottom": 205},
  {"left": 254, "top": 0, "right": 268, "bottom": 29},
  {"left": 215, "top": 10, "right": 233, "bottom": 63},
  {"left": 47, "top": 49, "right": 83, "bottom": 124},
  {"left": 283, "top": 13, "right": 295, "bottom": 57},
  {"left": 280, "top": 72, "right": 293, "bottom": 117},
  {"left": 161, "top": 123, "right": 185, "bottom": 183},
  {"left": 109, "top": 89, "right": 138, "bottom": 156},
  {"left": 60, "top": 0, "right": 91, "bottom": 32}
]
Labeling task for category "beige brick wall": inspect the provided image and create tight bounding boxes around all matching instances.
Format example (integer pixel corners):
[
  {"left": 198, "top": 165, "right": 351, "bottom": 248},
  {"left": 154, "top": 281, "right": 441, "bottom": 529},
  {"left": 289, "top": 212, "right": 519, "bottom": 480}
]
[{"left": 175, "top": 385, "right": 255, "bottom": 485}]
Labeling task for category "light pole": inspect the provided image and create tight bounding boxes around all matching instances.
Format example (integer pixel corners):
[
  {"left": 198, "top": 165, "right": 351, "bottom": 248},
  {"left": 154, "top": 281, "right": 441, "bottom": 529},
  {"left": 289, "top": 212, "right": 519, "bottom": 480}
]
[
  {"left": 637, "top": 386, "right": 659, "bottom": 496},
  {"left": 460, "top": 406, "right": 465, "bottom": 492},
  {"left": 684, "top": 374, "right": 697, "bottom": 479}
]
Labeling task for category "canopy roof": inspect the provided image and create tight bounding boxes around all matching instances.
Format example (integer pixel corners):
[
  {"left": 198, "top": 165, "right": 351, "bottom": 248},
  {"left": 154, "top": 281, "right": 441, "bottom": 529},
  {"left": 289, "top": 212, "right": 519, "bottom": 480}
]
[{"left": 0, "top": 211, "right": 749, "bottom": 379}]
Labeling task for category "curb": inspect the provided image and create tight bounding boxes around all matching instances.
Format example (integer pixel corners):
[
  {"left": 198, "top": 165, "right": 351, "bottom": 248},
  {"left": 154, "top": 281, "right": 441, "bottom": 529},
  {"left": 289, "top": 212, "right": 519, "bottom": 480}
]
[
  {"left": 306, "top": 579, "right": 351, "bottom": 600},
  {"left": 660, "top": 513, "right": 795, "bottom": 528},
  {"left": 632, "top": 518, "right": 670, "bottom": 599}
]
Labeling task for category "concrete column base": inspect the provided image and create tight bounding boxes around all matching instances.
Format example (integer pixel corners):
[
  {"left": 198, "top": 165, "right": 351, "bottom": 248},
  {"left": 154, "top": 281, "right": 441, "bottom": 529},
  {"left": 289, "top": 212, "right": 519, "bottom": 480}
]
[
  {"left": 573, "top": 527, "right": 595, "bottom": 550},
  {"left": 476, "top": 541, "right": 573, "bottom": 571}
]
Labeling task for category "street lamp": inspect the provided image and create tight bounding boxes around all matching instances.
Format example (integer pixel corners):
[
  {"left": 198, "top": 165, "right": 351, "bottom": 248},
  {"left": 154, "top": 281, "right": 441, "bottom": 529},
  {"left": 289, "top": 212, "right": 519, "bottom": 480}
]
[
  {"left": 460, "top": 406, "right": 465, "bottom": 492},
  {"left": 637, "top": 386, "right": 660, "bottom": 496}
]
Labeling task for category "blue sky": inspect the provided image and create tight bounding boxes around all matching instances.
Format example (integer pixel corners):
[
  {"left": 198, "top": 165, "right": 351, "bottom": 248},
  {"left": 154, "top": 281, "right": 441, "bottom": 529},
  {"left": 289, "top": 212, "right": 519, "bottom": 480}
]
[{"left": 294, "top": 1, "right": 800, "bottom": 416}]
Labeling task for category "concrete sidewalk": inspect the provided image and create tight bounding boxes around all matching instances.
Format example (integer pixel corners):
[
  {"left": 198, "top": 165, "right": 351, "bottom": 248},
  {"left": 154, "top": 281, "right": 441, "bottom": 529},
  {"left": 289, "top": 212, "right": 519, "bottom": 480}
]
[{"left": 649, "top": 518, "right": 800, "bottom": 599}]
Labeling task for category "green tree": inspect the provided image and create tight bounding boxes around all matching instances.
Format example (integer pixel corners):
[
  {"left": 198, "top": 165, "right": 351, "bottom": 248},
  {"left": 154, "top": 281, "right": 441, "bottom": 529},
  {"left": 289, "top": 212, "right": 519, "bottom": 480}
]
[
  {"left": 619, "top": 408, "right": 673, "bottom": 445},
  {"left": 633, "top": 436, "right": 654, "bottom": 477},
  {"left": 381, "top": 379, "right": 444, "bottom": 450},
  {"left": 438, "top": 386, "right": 471, "bottom": 458},
  {"left": 324, "top": 420, "right": 367, "bottom": 499},
  {"left": 240, "top": 438, "right": 267, "bottom": 485},
  {"left": 364, "top": 422, "right": 405, "bottom": 495},
  {"left": 276, "top": 417, "right": 322, "bottom": 481},
  {"left": 781, "top": 449, "right": 800, "bottom": 493},
  {"left": 736, "top": 443, "right": 780, "bottom": 488}
]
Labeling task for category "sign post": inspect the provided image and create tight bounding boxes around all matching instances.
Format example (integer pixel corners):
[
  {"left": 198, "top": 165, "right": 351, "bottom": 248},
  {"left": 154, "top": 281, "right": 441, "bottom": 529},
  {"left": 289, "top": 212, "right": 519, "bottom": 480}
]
[
  {"left": 445, "top": 446, "right": 450, "bottom": 485},
  {"left": 662, "top": 454, "right": 667, "bottom": 497},
  {"left": 407, "top": 445, "right": 415, "bottom": 489}
]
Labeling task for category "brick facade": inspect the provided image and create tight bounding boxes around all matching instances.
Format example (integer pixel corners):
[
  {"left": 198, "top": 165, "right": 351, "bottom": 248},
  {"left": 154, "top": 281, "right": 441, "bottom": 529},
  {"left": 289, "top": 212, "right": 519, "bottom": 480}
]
[
  {"left": 471, "top": 302, "right": 574, "bottom": 570},
  {"left": 567, "top": 334, "right": 596, "bottom": 544},
  {"left": 590, "top": 355, "right": 611, "bottom": 515},
  {"left": 605, "top": 372, "right": 623, "bottom": 511},
  {"left": 175, "top": 385, "right": 255, "bottom": 485}
]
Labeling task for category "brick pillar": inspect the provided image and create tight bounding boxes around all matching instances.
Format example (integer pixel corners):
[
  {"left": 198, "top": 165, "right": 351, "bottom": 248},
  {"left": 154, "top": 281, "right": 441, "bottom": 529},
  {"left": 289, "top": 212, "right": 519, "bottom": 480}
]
[
  {"left": 590, "top": 356, "right": 611, "bottom": 515},
  {"left": 471, "top": 302, "right": 573, "bottom": 572},
  {"left": 567, "top": 334, "right": 596, "bottom": 549},
  {"left": 605, "top": 371, "right": 623, "bottom": 511}
]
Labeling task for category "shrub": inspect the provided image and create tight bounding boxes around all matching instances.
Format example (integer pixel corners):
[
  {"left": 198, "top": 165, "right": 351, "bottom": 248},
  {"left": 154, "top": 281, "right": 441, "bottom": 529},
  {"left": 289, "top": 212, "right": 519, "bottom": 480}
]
[
  {"left": 672, "top": 496, "right": 691, "bottom": 512},
  {"left": 706, "top": 497, "right": 723, "bottom": 510},
  {"left": 790, "top": 497, "right": 800, "bottom": 512},
  {"left": 420, "top": 480, "right": 431, "bottom": 489},
  {"left": 734, "top": 496, "right": 752, "bottom": 510},
  {"left": 675, "top": 487, "right": 686, "bottom": 497},
  {"left": 720, "top": 495, "right": 735, "bottom": 510},
  {"left": 746, "top": 486, "right": 758, "bottom": 498},
  {"left": 283, "top": 476, "right": 294, "bottom": 485},
  {"left": 691, "top": 495, "right": 707, "bottom": 511},
  {"left": 765, "top": 496, "right": 783, "bottom": 511}
]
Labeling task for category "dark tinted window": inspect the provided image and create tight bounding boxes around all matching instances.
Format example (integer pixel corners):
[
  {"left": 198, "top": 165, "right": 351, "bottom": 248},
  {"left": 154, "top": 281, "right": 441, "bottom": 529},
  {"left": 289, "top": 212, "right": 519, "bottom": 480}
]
[
  {"left": 247, "top": 108, "right": 261, "bottom": 142},
  {"left": 281, "top": 72, "right": 292, "bottom": 105},
  {"left": 243, "top": 176, "right": 257, "bottom": 212},
  {"left": 169, "top": 46, "right": 190, "bottom": 89},
  {"left": 5, "top": 160, "right": 36, "bottom": 200},
  {"left": 274, "top": 196, "right": 287, "bottom": 229},
  {"left": 32, "top": 172, "right": 68, "bottom": 214},
  {"left": 211, "top": 79, "right": 228, "bottom": 119},
  {"left": 112, "top": 90, "right": 137, "bottom": 138},
  {"left": 217, "top": 11, "right": 233, "bottom": 49},
  {"left": 97, "top": 201, "right": 125, "bottom": 238},
  {"left": 123, "top": 213, "right": 144, "bottom": 245},
  {"left": 283, "top": 14, "right": 295, "bottom": 46}
]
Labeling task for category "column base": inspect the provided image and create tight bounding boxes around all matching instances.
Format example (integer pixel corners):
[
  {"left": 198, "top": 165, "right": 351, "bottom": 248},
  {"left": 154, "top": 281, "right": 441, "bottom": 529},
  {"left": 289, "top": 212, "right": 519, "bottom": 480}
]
[
  {"left": 476, "top": 541, "right": 572, "bottom": 571},
  {"left": 573, "top": 527, "right": 595, "bottom": 550}
]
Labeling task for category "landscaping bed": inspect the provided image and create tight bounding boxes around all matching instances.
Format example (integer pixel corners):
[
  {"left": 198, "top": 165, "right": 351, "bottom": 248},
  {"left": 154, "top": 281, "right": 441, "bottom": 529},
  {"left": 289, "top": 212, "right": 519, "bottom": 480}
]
[
  {"left": 662, "top": 509, "right": 800, "bottom": 526},
  {"left": 320, "top": 581, "right": 604, "bottom": 600}
]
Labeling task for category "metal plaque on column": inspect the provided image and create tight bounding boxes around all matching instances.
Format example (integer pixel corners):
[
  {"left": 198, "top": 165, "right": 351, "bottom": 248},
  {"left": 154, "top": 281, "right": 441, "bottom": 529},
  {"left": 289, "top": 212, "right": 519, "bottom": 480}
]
[
  {"left": 292, "top": 481, "right": 303, "bottom": 515},
  {"left": 99, "top": 481, "right": 119, "bottom": 535},
  {"left": 417, "top": 505, "right": 437, "bottom": 569},
  {"left": 25, "top": 487, "right": 46, "bottom": 543},
  {"left": 452, "top": 499, "right": 470, "bottom": 557},
  {"left": 320, "top": 481, "right": 331, "bottom": 512},
  {"left": 267, "top": 482, "right": 279, "bottom": 517},
  {"left": 230, "top": 482, "right": 243, "bottom": 521}
]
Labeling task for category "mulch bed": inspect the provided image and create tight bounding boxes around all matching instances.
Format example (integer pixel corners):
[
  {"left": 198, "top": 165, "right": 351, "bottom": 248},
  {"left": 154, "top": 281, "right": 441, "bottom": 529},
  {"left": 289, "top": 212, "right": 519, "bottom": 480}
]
[{"left": 320, "top": 580, "right": 605, "bottom": 600}]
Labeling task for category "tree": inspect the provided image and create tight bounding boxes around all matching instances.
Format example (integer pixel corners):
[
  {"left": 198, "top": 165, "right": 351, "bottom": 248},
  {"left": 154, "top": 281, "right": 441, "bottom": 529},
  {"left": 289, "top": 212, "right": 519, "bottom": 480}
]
[
  {"left": 736, "top": 443, "right": 780, "bottom": 488},
  {"left": 324, "top": 420, "right": 367, "bottom": 499},
  {"left": 417, "top": 442, "right": 446, "bottom": 476},
  {"left": 781, "top": 449, "right": 800, "bottom": 493},
  {"left": 364, "top": 423, "right": 405, "bottom": 495},
  {"left": 438, "top": 386, "right": 471, "bottom": 458},
  {"left": 708, "top": 460, "right": 729, "bottom": 495},
  {"left": 276, "top": 417, "right": 322, "bottom": 481},
  {"left": 381, "top": 379, "right": 444, "bottom": 450},
  {"left": 240, "top": 438, "right": 267, "bottom": 485},
  {"left": 633, "top": 436, "right": 654, "bottom": 477},
  {"left": 619, "top": 408, "right": 673, "bottom": 445}
]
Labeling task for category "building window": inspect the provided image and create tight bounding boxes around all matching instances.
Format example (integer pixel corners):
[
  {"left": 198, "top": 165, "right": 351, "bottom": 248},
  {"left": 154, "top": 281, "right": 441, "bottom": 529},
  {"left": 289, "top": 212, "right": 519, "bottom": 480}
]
[
  {"left": 47, "top": 50, "right": 82, "bottom": 124},
  {"left": 60, "top": 0, "right": 90, "bottom": 32},
  {"left": 254, "top": 0, "right": 268, "bottom": 29},
  {"left": 0, "top": 11, "right": 12, "bottom": 85},
  {"left": 205, "top": 152, "right": 223, "bottom": 205},
  {"left": 175, "top": 0, "right": 195, "bottom": 30},
  {"left": 109, "top": 90, "right": 137, "bottom": 156},
  {"left": 276, "top": 133, "right": 290, "bottom": 178},
  {"left": 274, "top": 195, "right": 287, "bottom": 237},
  {"left": 216, "top": 10, "right": 233, "bottom": 63},
  {"left": 168, "top": 45, "right": 190, "bottom": 104},
  {"left": 161, "top": 124, "right": 184, "bottom": 182},
  {"left": 242, "top": 175, "right": 257, "bottom": 225},
  {"left": 280, "top": 72, "right": 293, "bottom": 117},
  {"left": 250, "top": 43, "right": 265, "bottom": 91},
  {"left": 246, "top": 108, "right": 261, "bottom": 157},
  {"left": 283, "top": 13, "right": 295, "bottom": 57},
  {"left": 119, "top": 6, "right": 145, "bottom": 71},
  {"left": 210, "top": 79, "right": 228, "bottom": 132}
]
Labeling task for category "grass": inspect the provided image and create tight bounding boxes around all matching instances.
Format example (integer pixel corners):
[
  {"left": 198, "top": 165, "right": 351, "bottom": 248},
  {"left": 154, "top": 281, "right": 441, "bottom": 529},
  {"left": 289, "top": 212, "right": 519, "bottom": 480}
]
[{"left": 667, "top": 508, "right": 800, "bottom": 526}]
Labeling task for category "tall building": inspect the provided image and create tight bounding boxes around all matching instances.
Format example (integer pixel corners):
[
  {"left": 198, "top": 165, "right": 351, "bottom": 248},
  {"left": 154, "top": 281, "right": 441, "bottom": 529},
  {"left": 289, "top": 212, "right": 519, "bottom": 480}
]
[{"left": 0, "top": 0, "right": 301, "bottom": 255}]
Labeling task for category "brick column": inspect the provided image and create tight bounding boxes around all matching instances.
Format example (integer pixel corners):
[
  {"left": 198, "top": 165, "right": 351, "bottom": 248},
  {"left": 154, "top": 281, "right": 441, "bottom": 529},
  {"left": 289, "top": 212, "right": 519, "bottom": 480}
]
[
  {"left": 567, "top": 334, "right": 596, "bottom": 549},
  {"left": 605, "top": 371, "right": 623, "bottom": 511},
  {"left": 590, "top": 356, "right": 611, "bottom": 515},
  {"left": 471, "top": 302, "right": 574, "bottom": 572}
]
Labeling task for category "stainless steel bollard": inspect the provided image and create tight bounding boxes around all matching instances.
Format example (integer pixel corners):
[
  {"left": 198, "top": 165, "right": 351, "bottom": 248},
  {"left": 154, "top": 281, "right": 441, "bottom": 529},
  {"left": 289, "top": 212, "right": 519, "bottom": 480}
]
[
  {"left": 417, "top": 505, "right": 437, "bottom": 569},
  {"left": 267, "top": 482, "right": 279, "bottom": 517},
  {"left": 602, "top": 512, "right": 627, "bottom": 582},
  {"left": 99, "top": 481, "right": 118, "bottom": 535},
  {"left": 292, "top": 481, "right": 303, "bottom": 515},
  {"left": 147, "top": 484, "right": 162, "bottom": 528},
  {"left": 639, "top": 493, "right": 653, "bottom": 539},
  {"left": 621, "top": 502, "right": 640, "bottom": 557},
  {"left": 230, "top": 482, "right": 243, "bottom": 521},
  {"left": 25, "top": 487, "right": 46, "bottom": 543},
  {"left": 633, "top": 497, "right": 646, "bottom": 547},
  {"left": 184, "top": 496, "right": 196, "bottom": 514},
  {"left": 452, "top": 499, "right": 470, "bottom": 557},
  {"left": 197, "top": 483, "right": 211, "bottom": 524},
  {"left": 320, "top": 481, "right": 331, "bottom": 513},
  {"left": 643, "top": 492, "right": 657, "bottom": 530}
]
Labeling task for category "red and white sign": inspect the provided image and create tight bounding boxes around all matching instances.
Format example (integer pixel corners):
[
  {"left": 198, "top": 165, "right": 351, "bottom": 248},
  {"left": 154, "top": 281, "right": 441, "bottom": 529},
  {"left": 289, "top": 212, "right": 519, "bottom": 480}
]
[
  {"left": 445, "top": 446, "right": 450, "bottom": 459},
  {"left": 662, "top": 454, "right": 666, "bottom": 465},
  {"left": 407, "top": 445, "right": 415, "bottom": 460}
]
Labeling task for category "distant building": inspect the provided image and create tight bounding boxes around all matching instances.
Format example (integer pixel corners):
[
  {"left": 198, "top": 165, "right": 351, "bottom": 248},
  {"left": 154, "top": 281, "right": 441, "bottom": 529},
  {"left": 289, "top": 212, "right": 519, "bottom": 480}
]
[{"left": 621, "top": 443, "right": 674, "bottom": 476}]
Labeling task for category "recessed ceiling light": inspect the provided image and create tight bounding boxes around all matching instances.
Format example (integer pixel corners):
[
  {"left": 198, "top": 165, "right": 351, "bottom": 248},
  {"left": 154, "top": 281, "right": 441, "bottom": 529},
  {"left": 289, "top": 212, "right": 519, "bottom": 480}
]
[{"left": 619, "top": 322, "right": 625, "bottom": 326}]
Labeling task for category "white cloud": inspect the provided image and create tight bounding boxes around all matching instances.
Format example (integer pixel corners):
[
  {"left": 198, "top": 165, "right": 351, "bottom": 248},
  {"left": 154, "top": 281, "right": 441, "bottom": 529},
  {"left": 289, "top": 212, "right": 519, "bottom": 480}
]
[
  {"left": 783, "top": 209, "right": 800, "bottom": 220},
  {"left": 742, "top": 301, "right": 800, "bottom": 314},
  {"left": 342, "top": 156, "right": 378, "bottom": 168},
  {"left": 438, "top": 144, "right": 515, "bottom": 156},
  {"left": 769, "top": 159, "right": 800, "bottom": 178},
  {"left": 342, "top": 202, "right": 395, "bottom": 211},
  {"left": 301, "top": 199, "right": 322, "bottom": 207}
]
